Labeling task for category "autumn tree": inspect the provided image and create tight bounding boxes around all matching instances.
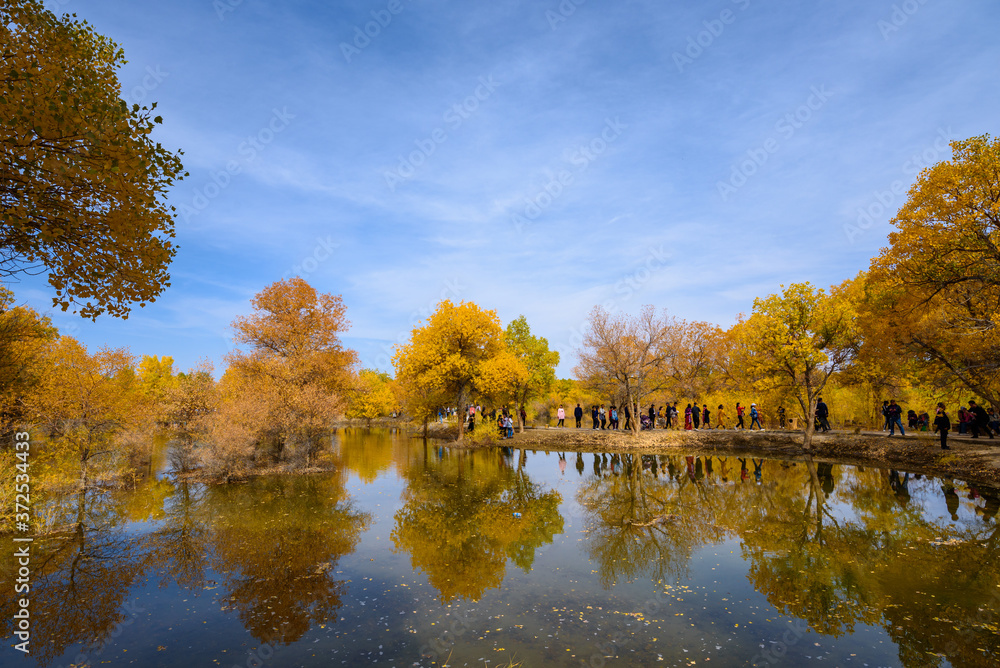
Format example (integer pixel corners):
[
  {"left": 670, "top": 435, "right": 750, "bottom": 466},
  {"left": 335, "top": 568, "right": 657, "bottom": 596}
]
[
  {"left": 504, "top": 315, "right": 559, "bottom": 431},
  {"left": 0, "top": 287, "right": 56, "bottom": 430},
  {"left": 864, "top": 135, "right": 1000, "bottom": 411},
  {"left": 575, "top": 305, "right": 675, "bottom": 435},
  {"left": 0, "top": 1, "right": 186, "bottom": 319},
  {"left": 392, "top": 300, "right": 505, "bottom": 442},
  {"left": 136, "top": 354, "right": 178, "bottom": 409},
  {"left": 161, "top": 361, "right": 216, "bottom": 471},
  {"left": 727, "top": 282, "right": 859, "bottom": 449},
  {"left": 25, "top": 337, "right": 139, "bottom": 488},
  {"left": 221, "top": 278, "right": 358, "bottom": 465},
  {"left": 346, "top": 368, "right": 395, "bottom": 425}
]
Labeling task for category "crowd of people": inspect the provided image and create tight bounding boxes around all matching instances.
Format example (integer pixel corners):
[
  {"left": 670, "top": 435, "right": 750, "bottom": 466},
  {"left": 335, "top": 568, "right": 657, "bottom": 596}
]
[
  {"left": 450, "top": 397, "right": 1000, "bottom": 448},
  {"left": 881, "top": 398, "right": 998, "bottom": 450}
]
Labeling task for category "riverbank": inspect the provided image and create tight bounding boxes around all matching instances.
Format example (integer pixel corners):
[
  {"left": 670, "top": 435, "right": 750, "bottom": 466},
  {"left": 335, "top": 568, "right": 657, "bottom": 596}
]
[{"left": 452, "top": 426, "right": 1000, "bottom": 487}]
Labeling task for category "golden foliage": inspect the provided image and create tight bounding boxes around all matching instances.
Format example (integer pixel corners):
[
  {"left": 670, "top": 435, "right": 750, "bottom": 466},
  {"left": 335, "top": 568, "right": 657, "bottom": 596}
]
[
  {"left": 0, "top": 0, "right": 185, "bottom": 318},
  {"left": 393, "top": 300, "right": 505, "bottom": 439}
]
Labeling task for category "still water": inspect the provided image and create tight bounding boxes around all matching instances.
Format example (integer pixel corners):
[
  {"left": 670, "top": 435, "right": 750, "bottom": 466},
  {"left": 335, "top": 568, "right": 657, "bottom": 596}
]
[{"left": 3, "top": 429, "right": 999, "bottom": 667}]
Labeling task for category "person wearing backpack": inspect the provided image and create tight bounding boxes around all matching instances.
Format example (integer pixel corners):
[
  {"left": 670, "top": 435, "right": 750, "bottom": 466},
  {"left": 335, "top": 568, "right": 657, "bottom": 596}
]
[{"left": 749, "top": 403, "right": 763, "bottom": 430}]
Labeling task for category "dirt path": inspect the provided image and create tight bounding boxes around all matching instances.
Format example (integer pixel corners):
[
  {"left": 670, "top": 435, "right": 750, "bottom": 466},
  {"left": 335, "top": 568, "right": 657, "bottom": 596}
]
[{"left": 453, "top": 426, "right": 1000, "bottom": 487}]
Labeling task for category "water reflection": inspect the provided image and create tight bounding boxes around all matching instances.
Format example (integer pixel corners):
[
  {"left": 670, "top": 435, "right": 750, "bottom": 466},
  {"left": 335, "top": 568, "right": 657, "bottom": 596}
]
[
  {"left": 577, "top": 454, "right": 1000, "bottom": 662},
  {"left": 391, "top": 445, "right": 563, "bottom": 603},
  {"left": 2, "top": 435, "right": 999, "bottom": 667}
]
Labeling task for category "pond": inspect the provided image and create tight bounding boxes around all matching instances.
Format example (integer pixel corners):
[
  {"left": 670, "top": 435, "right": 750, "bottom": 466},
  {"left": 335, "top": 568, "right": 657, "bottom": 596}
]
[{"left": 2, "top": 428, "right": 999, "bottom": 667}]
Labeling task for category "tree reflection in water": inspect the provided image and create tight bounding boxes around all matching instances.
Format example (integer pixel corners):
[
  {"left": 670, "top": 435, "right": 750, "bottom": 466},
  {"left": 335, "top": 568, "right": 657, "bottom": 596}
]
[
  {"left": 576, "top": 453, "right": 1000, "bottom": 664},
  {"left": 391, "top": 445, "right": 563, "bottom": 603}
]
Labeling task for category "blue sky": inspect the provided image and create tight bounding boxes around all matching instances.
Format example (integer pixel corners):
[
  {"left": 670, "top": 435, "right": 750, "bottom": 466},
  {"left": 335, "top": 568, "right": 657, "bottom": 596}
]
[{"left": 18, "top": 0, "right": 1000, "bottom": 377}]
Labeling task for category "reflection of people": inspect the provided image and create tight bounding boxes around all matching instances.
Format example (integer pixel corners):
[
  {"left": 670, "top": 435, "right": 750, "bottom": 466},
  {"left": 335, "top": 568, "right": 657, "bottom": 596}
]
[
  {"left": 739, "top": 457, "right": 748, "bottom": 482},
  {"left": 942, "top": 481, "right": 960, "bottom": 521},
  {"left": 752, "top": 458, "right": 763, "bottom": 484},
  {"left": 575, "top": 452, "right": 585, "bottom": 476},
  {"left": 558, "top": 452, "right": 566, "bottom": 475}
]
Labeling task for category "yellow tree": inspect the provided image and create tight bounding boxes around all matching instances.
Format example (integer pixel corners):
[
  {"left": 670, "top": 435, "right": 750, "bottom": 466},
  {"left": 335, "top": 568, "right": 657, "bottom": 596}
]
[
  {"left": 162, "top": 361, "right": 217, "bottom": 471},
  {"left": 866, "top": 135, "right": 1000, "bottom": 411},
  {"left": 25, "top": 337, "right": 139, "bottom": 488},
  {"left": 137, "top": 354, "right": 177, "bottom": 409},
  {"left": 392, "top": 300, "right": 505, "bottom": 442},
  {"left": 474, "top": 349, "right": 528, "bottom": 412},
  {"left": 1, "top": 1, "right": 186, "bottom": 319},
  {"left": 0, "top": 287, "right": 56, "bottom": 430},
  {"left": 346, "top": 369, "right": 395, "bottom": 425},
  {"left": 504, "top": 315, "right": 559, "bottom": 431},
  {"left": 224, "top": 278, "right": 358, "bottom": 464},
  {"left": 728, "top": 282, "right": 859, "bottom": 449}
]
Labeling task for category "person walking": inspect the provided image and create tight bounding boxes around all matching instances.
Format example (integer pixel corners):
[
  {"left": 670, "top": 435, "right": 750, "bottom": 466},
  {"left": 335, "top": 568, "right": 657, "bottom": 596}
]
[
  {"left": 599, "top": 404, "right": 607, "bottom": 429},
  {"left": 716, "top": 404, "right": 727, "bottom": 429},
  {"left": 684, "top": 404, "right": 693, "bottom": 430},
  {"left": 702, "top": 404, "right": 711, "bottom": 430},
  {"left": 591, "top": 405, "right": 599, "bottom": 429},
  {"left": 624, "top": 404, "right": 632, "bottom": 430},
  {"left": 671, "top": 403, "right": 680, "bottom": 430},
  {"left": 736, "top": 403, "right": 745, "bottom": 429},
  {"left": 557, "top": 405, "right": 565, "bottom": 428},
  {"left": 609, "top": 405, "right": 618, "bottom": 430},
  {"left": 881, "top": 400, "right": 890, "bottom": 431},
  {"left": 968, "top": 400, "right": 995, "bottom": 439},
  {"left": 574, "top": 403, "right": 583, "bottom": 428},
  {"left": 692, "top": 403, "right": 701, "bottom": 430},
  {"left": 816, "top": 397, "right": 831, "bottom": 432},
  {"left": 749, "top": 403, "right": 763, "bottom": 430},
  {"left": 886, "top": 399, "right": 905, "bottom": 436},
  {"left": 933, "top": 402, "right": 951, "bottom": 450},
  {"left": 648, "top": 403, "right": 656, "bottom": 429}
]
